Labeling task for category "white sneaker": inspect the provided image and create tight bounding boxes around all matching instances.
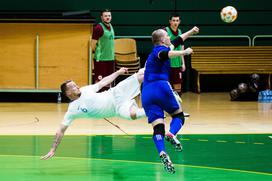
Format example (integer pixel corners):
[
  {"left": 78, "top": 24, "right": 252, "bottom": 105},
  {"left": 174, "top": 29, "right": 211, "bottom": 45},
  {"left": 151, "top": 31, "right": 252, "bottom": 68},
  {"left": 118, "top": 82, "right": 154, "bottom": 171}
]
[{"left": 184, "top": 112, "right": 190, "bottom": 117}]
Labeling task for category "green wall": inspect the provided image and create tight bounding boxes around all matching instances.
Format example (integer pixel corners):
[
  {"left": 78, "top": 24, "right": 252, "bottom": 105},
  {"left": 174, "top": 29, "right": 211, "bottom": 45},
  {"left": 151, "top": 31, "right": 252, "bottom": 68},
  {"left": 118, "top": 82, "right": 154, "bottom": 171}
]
[
  {"left": 2, "top": 0, "right": 271, "bottom": 53},
  {"left": 1, "top": 0, "right": 272, "bottom": 37}
]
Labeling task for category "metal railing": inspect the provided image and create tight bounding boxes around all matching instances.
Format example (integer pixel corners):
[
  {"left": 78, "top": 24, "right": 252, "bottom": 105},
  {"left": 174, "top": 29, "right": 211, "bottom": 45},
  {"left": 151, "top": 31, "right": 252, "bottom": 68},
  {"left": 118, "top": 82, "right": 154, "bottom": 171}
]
[
  {"left": 116, "top": 35, "right": 252, "bottom": 46},
  {"left": 252, "top": 35, "right": 272, "bottom": 46}
]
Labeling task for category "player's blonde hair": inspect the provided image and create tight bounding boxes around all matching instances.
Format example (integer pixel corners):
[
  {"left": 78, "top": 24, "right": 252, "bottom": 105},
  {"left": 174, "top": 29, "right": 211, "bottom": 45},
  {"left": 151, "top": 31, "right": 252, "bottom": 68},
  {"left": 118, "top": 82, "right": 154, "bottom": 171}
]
[{"left": 152, "top": 29, "right": 165, "bottom": 45}]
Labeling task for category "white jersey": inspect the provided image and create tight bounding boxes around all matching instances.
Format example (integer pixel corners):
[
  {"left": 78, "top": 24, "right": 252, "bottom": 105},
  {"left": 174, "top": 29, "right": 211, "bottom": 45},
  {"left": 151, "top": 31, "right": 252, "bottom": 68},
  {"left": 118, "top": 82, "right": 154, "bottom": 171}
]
[
  {"left": 63, "top": 84, "right": 116, "bottom": 126},
  {"left": 62, "top": 74, "right": 141, "bottom": 126}
]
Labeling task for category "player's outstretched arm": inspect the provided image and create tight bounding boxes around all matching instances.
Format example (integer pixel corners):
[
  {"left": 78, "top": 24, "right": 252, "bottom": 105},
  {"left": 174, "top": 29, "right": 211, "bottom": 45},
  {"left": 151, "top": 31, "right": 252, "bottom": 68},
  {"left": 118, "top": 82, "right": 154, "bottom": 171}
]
[
  {"left": 41, "top": 124, "right": 68, "bottom": 160},
  {"left": 97, "top": 67, "right": 128, "bottom": 90},
  {"left": 169, "top": 27, "right": 199, "bottom": 50},
  {"left": 180, "top": 26, "right": 199, "bottom": 41},
  {"left": 168, "top": 47, "right": 193, "bottom": 58}
]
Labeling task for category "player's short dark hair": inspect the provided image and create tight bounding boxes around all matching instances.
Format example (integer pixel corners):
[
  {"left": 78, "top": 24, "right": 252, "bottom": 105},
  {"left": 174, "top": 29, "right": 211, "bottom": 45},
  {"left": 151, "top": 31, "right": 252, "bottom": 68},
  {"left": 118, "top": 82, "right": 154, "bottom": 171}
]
[
  {"left": 100, "top": 9, "right": 111, "bottom": 15},
  {"left": 60, "top": 80, "right": 72, "bottom": 96},
  {"left": 169, "top": 12, "right": 180, "bottom": 20}
]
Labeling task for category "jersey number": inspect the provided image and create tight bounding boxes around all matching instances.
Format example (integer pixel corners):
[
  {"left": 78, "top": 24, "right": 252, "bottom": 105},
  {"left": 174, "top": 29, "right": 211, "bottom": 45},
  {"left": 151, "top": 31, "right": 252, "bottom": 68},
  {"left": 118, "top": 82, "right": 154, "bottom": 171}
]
[{"left": 78, "top": 106, "right": 88, "bottom": 113}]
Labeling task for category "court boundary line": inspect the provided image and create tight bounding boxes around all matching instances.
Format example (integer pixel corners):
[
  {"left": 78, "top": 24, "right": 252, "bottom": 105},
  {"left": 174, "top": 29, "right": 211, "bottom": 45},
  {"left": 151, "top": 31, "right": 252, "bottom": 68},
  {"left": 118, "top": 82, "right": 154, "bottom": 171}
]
[
  {"left": 0, "top": 154, "right": 271, "bottom": 176},
  {"left": 0, "top": 133, "right": 272, "bottom": 136}
]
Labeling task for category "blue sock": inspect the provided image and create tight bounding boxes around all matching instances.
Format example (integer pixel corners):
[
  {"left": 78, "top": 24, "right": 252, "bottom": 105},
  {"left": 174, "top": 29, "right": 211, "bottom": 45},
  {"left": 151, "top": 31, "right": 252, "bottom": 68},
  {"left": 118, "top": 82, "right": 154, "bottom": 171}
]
[
  {"left": 170, "top": 118, "right": 182, "bottom": 135},
  {"left": 153, "top": 134, "right": 165, "bottom": 154}
]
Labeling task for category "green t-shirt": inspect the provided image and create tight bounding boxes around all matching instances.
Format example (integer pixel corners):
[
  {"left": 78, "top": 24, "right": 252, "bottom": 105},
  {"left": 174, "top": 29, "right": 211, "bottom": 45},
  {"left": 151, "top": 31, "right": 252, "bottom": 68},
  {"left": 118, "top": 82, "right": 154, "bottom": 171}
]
[
  {"left": 166, "top": 27, "right": 183, "bottom": 68},
  {"left": 94, "top": 23, "right": 115, "bottom": 61}
]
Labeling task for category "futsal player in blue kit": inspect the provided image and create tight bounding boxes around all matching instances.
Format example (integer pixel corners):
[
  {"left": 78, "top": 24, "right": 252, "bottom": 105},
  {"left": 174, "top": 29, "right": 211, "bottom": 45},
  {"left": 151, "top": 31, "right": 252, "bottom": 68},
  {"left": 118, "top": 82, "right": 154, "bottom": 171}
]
[{"left": 141, "top": 26, "right": 199, "bottom": 173}]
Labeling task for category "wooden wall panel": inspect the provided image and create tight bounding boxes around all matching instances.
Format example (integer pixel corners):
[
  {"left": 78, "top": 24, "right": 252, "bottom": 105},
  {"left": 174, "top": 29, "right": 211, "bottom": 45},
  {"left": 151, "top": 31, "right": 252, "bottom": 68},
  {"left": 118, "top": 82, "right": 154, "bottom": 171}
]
[
  {"left": 0, "top": 23, "right": 36, "bottom": 89},
  {"left": 0, "top": 23, "right": 92, "bottom": 90},
  {"left": 37, "top": 24, "right": 91, "bottom": 89}
]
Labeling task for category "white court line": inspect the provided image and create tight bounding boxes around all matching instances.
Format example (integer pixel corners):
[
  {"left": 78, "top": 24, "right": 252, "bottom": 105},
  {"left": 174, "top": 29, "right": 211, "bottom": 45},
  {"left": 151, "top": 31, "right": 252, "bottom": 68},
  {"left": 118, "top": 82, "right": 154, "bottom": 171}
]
[{"left": 268, "top": 136, "right": 272, "bottom": 139}]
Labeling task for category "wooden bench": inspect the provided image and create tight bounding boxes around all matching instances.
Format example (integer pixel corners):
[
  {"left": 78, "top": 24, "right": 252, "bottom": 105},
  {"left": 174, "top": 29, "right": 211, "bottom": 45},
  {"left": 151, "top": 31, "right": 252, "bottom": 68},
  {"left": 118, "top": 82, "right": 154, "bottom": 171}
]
[{"left": 191, "top": 46, "right": 272, "bottom": 93}]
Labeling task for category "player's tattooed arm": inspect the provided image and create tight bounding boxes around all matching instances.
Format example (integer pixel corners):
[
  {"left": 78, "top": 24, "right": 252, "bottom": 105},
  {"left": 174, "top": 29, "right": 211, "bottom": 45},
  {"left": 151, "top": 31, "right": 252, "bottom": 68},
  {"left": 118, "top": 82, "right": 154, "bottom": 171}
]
[{"left": 41, "top": 124, "right": 68, "bottom": 160}]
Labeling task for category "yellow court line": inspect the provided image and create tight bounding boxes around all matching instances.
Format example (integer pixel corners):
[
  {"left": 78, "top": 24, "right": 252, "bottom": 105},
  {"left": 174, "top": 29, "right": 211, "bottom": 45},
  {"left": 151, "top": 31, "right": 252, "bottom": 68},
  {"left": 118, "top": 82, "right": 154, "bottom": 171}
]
[
  {"left": 1, "top": 133, "right": 272, "bottom": 136},
  {"left": 142, "top": 137, "right": 151, "bottom": 139},
  {"left": 253, "top": 142, "right": 264, "bottom": 145},
  {"left": 0, "top": 135, "right": 267, "bottom": 146},
  {"left": 198, "top": 139, "right": 209, "bottom": 142},
  {"left": 1, "top": 154, "right": 271, "bottom": 176},
  {"left": 235, "top": 141, "right": 246, "bottom": 144},
  {"left": 216, "top": 140, "right": 227, "bottom": 143}
]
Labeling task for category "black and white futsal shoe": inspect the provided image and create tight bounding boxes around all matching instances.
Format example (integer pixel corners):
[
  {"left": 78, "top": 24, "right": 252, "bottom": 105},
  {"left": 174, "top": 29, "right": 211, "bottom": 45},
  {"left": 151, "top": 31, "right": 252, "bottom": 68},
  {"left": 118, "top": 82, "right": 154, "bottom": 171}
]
[{"left": 160, "top": 153, "right": 175, "bottom": 174}]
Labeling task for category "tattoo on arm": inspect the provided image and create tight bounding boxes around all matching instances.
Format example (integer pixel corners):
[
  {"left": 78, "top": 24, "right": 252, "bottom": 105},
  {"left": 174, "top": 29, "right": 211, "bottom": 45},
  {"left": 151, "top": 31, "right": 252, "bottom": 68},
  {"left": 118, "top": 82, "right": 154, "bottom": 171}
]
[{"left": 51, "top": 132, "right": 63, "bottom": 150}]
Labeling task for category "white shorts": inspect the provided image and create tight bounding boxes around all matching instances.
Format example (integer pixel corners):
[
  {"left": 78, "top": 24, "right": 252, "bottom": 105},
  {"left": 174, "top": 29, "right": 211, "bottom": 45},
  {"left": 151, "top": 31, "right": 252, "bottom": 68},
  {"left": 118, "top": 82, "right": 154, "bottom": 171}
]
[{"left": 111, "top": 74, "right": 140, "bottom": 119}]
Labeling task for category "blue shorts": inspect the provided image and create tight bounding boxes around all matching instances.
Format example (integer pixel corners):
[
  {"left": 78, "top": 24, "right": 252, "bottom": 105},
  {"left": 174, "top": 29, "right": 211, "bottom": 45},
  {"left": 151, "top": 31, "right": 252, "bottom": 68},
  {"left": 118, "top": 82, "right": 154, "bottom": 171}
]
[{"left": 141, "top": 80, "right": 180, "bottom": 123}]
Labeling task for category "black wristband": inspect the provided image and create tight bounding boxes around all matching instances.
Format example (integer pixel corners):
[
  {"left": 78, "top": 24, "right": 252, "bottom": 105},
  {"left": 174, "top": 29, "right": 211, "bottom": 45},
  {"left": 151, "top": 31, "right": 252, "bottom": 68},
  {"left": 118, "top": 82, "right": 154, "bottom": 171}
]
[{"left": 171, "top": 36, "right": 184, "bottom": 48}]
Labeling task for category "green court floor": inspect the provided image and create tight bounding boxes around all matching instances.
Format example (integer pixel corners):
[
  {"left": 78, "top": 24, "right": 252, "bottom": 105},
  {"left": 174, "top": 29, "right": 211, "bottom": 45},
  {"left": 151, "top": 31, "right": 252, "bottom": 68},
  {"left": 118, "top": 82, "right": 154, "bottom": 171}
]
[{"left": 0, "top": 134, "right": 272, "bottom": 180}]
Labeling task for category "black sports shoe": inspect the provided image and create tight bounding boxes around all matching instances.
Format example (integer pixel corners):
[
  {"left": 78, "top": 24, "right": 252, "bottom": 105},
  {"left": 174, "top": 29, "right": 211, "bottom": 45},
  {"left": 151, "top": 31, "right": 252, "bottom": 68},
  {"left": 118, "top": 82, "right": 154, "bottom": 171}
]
[
  {"left": 165, "top": 133, "right": 183, "bottom": 151},
  {"left": 160, "top": 153, "right": 175, "bottom": 174}
]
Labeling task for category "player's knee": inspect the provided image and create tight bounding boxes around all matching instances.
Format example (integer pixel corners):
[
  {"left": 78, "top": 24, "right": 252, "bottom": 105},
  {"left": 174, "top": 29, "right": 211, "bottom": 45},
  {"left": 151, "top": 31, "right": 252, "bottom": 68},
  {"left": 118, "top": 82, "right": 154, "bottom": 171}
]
[
  {"left": 136, "top": 68, "right": 144, "bottom": 83},
  {"left": 130, "top": 111, "right": 137, "bottom": 120},
  {"left": 138, "top": 68, "right": 145, "bottom": 75},
  {"left": 153, "top": 123, "right": 165, "bottom": 137},
  {"left": 171, "top": 112, "right": 185, "bottom": 125},
  {"left": 129, "top": 105, "right": 137, "bottom": 120}
]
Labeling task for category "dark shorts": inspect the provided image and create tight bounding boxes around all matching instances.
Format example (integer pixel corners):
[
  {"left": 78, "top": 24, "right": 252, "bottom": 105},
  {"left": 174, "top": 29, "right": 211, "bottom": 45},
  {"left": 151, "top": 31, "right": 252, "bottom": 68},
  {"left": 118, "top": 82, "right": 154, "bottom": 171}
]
[
  {"left": 169, "top": 67, "right": 183, "bottom": 85},
  {"left": 142, "top": 81, "right": 180, "bottom": 123},
  {"left": 94, "top": 60, "right": 115, "bottom": 83}
]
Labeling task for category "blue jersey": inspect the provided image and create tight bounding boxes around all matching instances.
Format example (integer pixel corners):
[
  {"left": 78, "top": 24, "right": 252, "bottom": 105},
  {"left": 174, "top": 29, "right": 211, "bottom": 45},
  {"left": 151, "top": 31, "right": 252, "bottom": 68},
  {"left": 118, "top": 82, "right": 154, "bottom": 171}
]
[
  {"left": 142, "top": 45, "right": 180, "bottom": 123},
  {"left": 143, "top": 45, "right": 171, "bottom": 85}
]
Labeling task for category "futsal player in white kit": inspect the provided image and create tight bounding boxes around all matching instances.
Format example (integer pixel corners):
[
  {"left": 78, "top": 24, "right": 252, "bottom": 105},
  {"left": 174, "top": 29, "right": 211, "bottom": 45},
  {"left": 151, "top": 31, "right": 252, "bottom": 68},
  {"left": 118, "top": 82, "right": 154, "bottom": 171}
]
[{"left": 41, "top": 67, "right": 145, "bottom": 160}]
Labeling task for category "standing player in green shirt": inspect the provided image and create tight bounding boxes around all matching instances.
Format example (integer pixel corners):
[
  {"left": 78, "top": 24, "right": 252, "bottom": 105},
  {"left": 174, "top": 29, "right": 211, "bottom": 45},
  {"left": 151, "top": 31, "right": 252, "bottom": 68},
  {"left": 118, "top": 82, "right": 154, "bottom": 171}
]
[
  {"left": 163, "top": 13, "right": 190, "bottom": 117},
  {"left": 91, "top": 9, "right": 115, "bottom": 91},
  {"left": 163, "top": 13, "right": 185, "bottom": 95}
]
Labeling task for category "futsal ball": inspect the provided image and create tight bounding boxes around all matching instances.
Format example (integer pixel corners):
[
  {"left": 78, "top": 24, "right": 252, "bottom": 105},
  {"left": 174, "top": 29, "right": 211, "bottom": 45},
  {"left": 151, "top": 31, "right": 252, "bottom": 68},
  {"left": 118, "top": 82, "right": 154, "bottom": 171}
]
[
  {"left": 238, "top": 83, "right": 248, "bottom": 93},
  {"left": 220, "top": 6, "right": 238, "bottom": 23}
]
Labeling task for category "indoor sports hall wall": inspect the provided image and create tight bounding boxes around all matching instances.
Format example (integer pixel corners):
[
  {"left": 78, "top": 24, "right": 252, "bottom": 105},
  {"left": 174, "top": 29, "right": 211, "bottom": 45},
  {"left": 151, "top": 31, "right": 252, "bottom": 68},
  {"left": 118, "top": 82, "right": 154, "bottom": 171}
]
[
  {"left": 1, "top": 0, "right": 271, "bottom": 93},
  {"left": 1, "top": 0, "right": 271, "bottom": 53},
  {"left": 1, "top": 0, "right": 271, "bottom": 37}
]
